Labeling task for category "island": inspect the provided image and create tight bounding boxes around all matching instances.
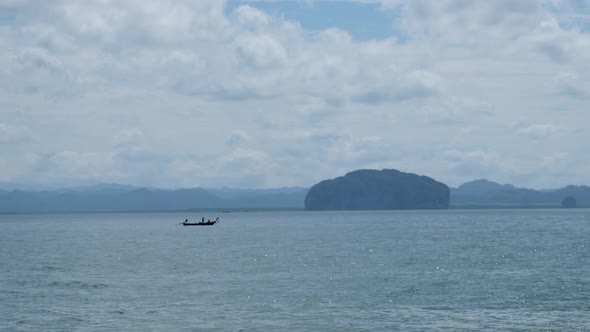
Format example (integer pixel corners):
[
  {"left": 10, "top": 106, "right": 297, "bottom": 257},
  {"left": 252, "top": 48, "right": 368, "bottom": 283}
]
[{"left": 304, "top": 169, "right": 450, "bottom": 211}]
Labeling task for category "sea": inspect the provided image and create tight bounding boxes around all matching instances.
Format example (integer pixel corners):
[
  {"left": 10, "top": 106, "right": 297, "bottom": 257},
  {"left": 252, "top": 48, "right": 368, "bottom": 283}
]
[{"left": 1, "top": 209, "right": 589, "bottom": 331}]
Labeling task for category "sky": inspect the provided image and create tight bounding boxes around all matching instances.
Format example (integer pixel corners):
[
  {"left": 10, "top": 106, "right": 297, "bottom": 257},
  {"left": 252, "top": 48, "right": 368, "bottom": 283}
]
[{"left": 1, "top": 0, "right": 589, "bottom": 190}]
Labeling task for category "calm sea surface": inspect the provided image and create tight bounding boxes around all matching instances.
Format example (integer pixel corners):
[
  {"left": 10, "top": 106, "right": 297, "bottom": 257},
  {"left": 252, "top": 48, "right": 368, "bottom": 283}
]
[{"left": 1, "top": 210, "right": 589, "bottom": 331}]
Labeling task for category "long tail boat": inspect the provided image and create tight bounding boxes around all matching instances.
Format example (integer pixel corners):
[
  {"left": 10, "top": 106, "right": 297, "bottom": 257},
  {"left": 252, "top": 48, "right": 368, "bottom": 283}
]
[{"left": 182, "top": 217, "right": 219, "bottom": 226}]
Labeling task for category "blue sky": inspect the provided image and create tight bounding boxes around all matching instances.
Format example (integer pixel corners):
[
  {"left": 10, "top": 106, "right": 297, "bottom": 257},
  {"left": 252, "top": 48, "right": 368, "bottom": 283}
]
[
  {"left": 229, "top": 1, "right": 402, "bottom": 41},
  {"left": 1, "top": 0, "right": 590, "bottom": 190}
]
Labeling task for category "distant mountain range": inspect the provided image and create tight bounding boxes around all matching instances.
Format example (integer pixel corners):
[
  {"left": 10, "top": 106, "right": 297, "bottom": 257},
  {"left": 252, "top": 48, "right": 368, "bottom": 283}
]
[
  {"left": 0, "top": 185, "right": 308, "bottom": 213},
  {"left": 450, "top": 179, "right": 590, "bottom": 207},
  {"left": 0, "top": 179, "right": 588, "bottom": 213}
]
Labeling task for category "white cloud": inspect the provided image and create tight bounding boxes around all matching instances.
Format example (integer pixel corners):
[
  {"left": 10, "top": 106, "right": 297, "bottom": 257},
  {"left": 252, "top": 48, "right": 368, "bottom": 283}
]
[
  {"left": 234, "top": 5, "right": 272, "bottom": 29},
  {"left": 234, "top": 34, "right": 288, "bottom": 69},
  {"left": 0, "top": 123, "right": 32, "bottom": 144},
  {"left": 0, "top": 153, "right": 39, "bottom": 182},
  {"left": 513, "top": 121, "right": 564, "bottom": 140},
  {"left": 28, "top": 151, "right": 124, "bottom": 186},
  {"left": 554, "top": 71, "right": 589, "bottom": 97},
  {"left": 0, "top": 0, "right": 589, "bottom": 189},
  {"left": 417, "top": 96, "right": 492, "bottom": 124},
  {"left": 226, "top": 130, "right": 250, "bottom": 147},
  {"left": 114, "top": 128, "right": 144, "bottom": 147},
  {"left": 58, "top": 0, "right": 229, "bottom": 44},
  {"left": 394, "top": 1, "right": 545, "bottom": 45}
]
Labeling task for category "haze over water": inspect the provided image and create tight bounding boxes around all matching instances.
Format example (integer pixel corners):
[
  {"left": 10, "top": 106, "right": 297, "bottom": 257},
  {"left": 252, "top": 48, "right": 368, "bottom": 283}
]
[{"left": 1, "top": 209, "right": 589, "bottom": 331}]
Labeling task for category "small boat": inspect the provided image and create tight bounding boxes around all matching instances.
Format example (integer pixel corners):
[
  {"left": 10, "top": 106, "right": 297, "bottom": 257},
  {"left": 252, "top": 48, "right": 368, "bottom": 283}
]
[{"left": 182, "top": 217, "right": 219, "bottom": 226}]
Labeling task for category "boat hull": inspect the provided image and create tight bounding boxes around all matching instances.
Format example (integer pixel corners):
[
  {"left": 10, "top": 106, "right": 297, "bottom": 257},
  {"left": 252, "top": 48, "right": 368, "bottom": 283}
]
[{"left": 182, "top": 221, "right": 217, "bottom": 226}]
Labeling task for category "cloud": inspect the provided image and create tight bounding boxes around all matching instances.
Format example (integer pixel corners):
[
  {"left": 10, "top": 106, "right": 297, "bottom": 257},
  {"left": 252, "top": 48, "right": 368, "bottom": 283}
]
[
  {"left": 440, "top": 150, "right": 500, "bottom": 179},
  {"left": 554, "top": 71, "right": 589, "bottom": 97},
  {"left": 226, "top": 130, "right": 250, "bottom": 147},
  {"left": 531, "top": 18, "right": 572, "bottom": 62},
  {"left": 0, "top": 153, "right": 39, "bottom": 182},
  {"left": 353, "top": 69, "right": 442, "bottom": 103},
  {"left": 234, "top": 34, "right": 288, "bottom": 69},
  {"left": 417, "top": 96, "right": 492, "bottom": 124},
  {"left": 234, "top": 5, "right": 272, "bottom": 29},
  {"left": 1, "top": 47, "right": 76, "bottom": 97},
  {"left": 393, "top": 0, "right": 546, "bottom": 45},
  {"left": 513, "top": 121, "right": 564, "bottom": 140},
  {"left": 114, "top": 128, "right": 144, "bottom": 147},
  {"left": 1, "top": 0, "right": 589, "bottom": 189},
  {"left": 0, "top": 1, "right": 445, "bottom": 104},
  {"left": 0, "top": 123, "right": 32, "bottom": 144},
  {"left": 58, "top": 0, "right": 229, "bottom": 44},
  {"left": 10, "top": 151, "right": 124, "bottom": 186}
]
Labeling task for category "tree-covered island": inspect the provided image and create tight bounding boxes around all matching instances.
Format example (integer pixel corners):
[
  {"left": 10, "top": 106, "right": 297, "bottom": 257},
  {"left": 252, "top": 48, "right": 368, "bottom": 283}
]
[{"left": 305, "top": 169, "right": 450, "bottom": 211}]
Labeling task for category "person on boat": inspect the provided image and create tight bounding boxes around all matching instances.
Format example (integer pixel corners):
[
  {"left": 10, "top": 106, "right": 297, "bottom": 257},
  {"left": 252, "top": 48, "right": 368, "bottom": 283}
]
[
  {"left": 185, "top": 219, "right": 188, "bottom": 223},
  {"left": 202, "top": 217, "right": 204, "bottom": 223}
]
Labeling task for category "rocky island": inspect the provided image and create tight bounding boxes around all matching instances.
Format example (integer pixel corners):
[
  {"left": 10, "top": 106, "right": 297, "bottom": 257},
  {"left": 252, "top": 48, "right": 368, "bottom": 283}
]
[{"left": 304, "top": 169, "right": 450, "bottom": 211}]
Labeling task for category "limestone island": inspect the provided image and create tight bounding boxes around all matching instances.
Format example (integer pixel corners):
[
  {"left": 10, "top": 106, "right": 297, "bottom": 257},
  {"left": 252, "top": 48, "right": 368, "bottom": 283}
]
[{"left": 305, "top": 169, "right": 450, "bottom": 211}]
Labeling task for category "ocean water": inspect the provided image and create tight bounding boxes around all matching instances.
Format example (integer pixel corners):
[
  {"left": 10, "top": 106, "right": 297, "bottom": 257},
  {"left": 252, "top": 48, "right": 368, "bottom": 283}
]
[{"left": 1, "top": 209, "right": 589, "bottom": 331}]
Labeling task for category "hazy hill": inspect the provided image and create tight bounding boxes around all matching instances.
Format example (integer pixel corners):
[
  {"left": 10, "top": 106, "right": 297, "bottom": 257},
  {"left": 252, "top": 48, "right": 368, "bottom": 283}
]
[
  {"left": 451, "top": 179, "right": 590, "bottom": 207},
  {"left": 305, "top": 169, "right": 450, "bottom": 211},
  {"left": 0, "top": 186, "right": 308, "bottom": 213}
]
